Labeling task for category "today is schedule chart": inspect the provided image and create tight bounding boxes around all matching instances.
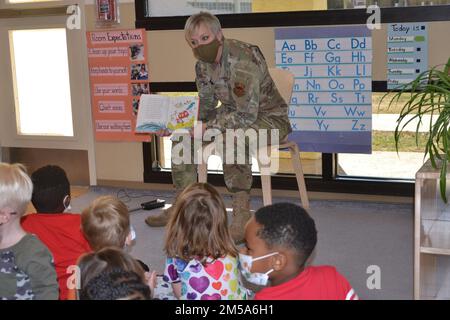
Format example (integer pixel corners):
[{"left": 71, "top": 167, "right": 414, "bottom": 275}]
[
  {"left": 387, "top": 22, "right": 428, "bottom": 90},
  {"left": 275, "top": 26, "right": 372, "bottom": 153}
]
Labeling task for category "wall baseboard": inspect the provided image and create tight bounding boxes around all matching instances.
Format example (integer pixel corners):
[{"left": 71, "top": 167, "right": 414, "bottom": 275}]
[{"left": 95, "top": 179, "right": 413, "bottom": 204}]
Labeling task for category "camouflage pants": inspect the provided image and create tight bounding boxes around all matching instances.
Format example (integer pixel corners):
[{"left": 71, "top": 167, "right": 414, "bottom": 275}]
[{"left": 171, "top": 117, "right": 291, "bottom": 193}]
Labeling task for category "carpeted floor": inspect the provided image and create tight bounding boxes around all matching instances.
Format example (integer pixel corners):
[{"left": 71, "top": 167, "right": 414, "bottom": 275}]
[{"left": 71, "top": 185, "right": 414, "bottom": 300}]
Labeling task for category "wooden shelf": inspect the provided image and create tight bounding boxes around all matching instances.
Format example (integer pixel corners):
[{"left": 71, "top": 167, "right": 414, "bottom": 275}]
[
  {"left": 421, "top": 219, "right": 450, "bottom": 252},
  {"left": 420, "top": 247, "right": 450, "bottom": 255},
  {"left": 415, "top": 158, "right": 450, "bottom": 299},
  {"left": 416, "top": 158, "right": 450, "bottom": 179},
  {"left": 419, "top": 254, "right": 450, "bottom": 300}
]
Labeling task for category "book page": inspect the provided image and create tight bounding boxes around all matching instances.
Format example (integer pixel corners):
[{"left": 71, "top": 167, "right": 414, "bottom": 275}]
[
  {"left": 135, "top": 94, "right": 169, "bottom": 132},
  {"left": 166, "top": 96, "right": 199, "bottom": 132}
]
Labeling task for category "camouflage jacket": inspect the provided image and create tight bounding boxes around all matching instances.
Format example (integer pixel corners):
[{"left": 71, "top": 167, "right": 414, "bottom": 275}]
[
  {"left": 195, "top": 38, "right": 292, "bottom": 133},
  {"left": 0, "top": 234, "right": 58, "bottom": 300}
]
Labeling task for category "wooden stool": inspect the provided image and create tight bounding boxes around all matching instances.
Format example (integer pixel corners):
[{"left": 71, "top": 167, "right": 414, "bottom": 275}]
[
  {"left": 257, "top": 139, "right": 309, "bottom": 208},
  {"left": 197, "top": 139, "right": 309, "bottom": 209}
]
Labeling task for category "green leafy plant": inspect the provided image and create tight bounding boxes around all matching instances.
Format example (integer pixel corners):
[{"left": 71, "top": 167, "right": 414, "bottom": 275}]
[{"left": 381, "top": 57, "right": 450, "bottom": 202}]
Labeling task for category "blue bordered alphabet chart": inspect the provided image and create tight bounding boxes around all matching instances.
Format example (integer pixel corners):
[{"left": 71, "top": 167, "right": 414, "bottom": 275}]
[{"left": 275, "top": 26, "right": 372, "bottom": 153}]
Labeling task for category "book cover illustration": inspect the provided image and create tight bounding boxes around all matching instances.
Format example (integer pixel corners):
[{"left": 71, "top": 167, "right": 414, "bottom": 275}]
[
  {"left": 135, "top": 95, "right": 199, "bottom": 133},
  {"left": 166, "top": 98, "right": 197, "bottom": 131}
]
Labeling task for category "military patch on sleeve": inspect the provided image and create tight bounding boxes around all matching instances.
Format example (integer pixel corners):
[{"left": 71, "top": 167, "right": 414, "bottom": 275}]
[{"left": 233, "top": 82, "right": 246, "bottom": 97}]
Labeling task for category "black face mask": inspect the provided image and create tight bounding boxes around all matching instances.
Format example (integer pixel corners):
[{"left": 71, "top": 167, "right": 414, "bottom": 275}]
[{"left": 192, "top": 38, "right": 221, "bottom": 63}]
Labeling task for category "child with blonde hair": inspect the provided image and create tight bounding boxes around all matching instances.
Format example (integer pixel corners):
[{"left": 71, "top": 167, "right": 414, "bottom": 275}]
[
  {"left": 0, "top": 163, "right": 58, "bottom": 299},
  {"left": 81, "top": 195, "right": 133, "bottom": 251},
  {"left": 80, "top": 195, "right": 149, "bottom": 271},
  {"left": 164, "top": 183, "right": 247, "bottom": 300},
  {"left": 67, "top": 195, "right": 153, "bottom": 300},
  {"left": 76, "top": 195, "right": 152, "bottom": 296}
]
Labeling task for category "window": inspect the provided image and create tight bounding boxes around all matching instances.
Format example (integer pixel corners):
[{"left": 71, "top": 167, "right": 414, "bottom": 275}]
[
  {"left": 6, "top": 0, "right": 59, "bottom": 3},
  {"left": 10, "top": 28, "right": 74, "bottom": 136},
  {"left": 143, "top": 0, "right": 450, "bottom": 17},
  {"left": 140, "top": 3, "right": 450, "bottom": 196},
  {"left": 330, "top": 0, "right": 450, "bottom": 9},
  {"left": 145, "top": 0, "right": 325, "bottom": 17},
  {"left": 337, "top": 92, "right": 428, "bottom": 180}
]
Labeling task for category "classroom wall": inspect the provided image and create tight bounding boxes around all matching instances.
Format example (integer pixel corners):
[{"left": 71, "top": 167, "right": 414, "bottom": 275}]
[
  {"left": 85, "top": 2, "right": 144, "bottom": 182},
  {"left": 86, "top": 2, "right": 450, "bottom": 184}
]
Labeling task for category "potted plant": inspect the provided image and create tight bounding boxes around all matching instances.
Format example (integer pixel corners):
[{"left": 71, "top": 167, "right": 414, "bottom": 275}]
[{"left": 381, "top": 57, "right": 450, "bottom": 202}]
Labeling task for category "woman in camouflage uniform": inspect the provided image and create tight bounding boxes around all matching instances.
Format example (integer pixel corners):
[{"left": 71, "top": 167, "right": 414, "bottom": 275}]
[{"left": 146, "top": 12, "right": 292, "bottom": 243}]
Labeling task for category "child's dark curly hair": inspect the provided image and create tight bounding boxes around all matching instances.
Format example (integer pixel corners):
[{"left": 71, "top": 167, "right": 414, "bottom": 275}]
[
  {"left": 31, "top": 165, "right": 70, "bottom": 213},
  {"left": 254, "top": 203, "right": 317, "bottom": 266},
  {"left": 80, "top": 269, "right": 151, "bottom": 300}
]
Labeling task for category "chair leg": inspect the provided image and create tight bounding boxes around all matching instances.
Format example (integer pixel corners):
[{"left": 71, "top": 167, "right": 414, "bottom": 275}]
[
  {"left": 260, "top": 168, "right": 272, "bottom": 206},
  {"left": 198, "top": 143, "right": 213, "bottom": 183},
  {"left": 198, "top": 163, "right": 207, "bottom": 183},
  {"left": 257, "top": 147, "right": 272, "bottom": 206},
  {"left": 290, "top": 144, "right": 310, "bottom": 209}
]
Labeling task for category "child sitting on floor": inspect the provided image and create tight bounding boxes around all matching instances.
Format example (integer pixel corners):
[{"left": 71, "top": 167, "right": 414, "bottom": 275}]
[
  {"left": 164, "top": 182, "right": 248, "bottom": 300},
  {"left": 81, "top": 269, "right": 152, "bottom": 300},
  {"left": 0, "top": 163, "right": 58, "bottom": 300},
  {"left": 77, "top": 247, "right": 155, "bottom": 300},
  {"left": 21, "top": 165, "right": 91, "bottom": 300},
  {"left": 241, "top": 202, "right": 358, "bottom": 300},
  {"left": 72, "top": 195, "right": 152, "bottom": 299},
  {"left": 81, "top": 195, "right": 148, "bottom": 268}
]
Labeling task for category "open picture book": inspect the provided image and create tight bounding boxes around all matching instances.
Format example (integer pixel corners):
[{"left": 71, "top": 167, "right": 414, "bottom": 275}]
[{"left": 135, "top": 94, "right": 199, "bottom": 133}]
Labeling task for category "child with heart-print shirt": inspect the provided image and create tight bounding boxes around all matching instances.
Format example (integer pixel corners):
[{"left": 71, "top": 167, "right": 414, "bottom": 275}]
[{"left": 163, "top": 183, "right": 248, "bottom": 300}]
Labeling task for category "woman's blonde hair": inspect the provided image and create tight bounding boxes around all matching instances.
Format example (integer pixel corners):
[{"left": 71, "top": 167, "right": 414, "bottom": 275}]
[
  {"left": 184, "top": 11, "right": 222, "bottom": 41},
  {"left": 0, "top": 163, "right": 33, "bottom": 216},
  {"left": 77, "top": 246, "right": 145, "bottom": 290},
  {"left": 81, "top": 195, "right": 130, "bottom": 251},
  {"left": 164, "top": 183, "right": 237, "bottom": 262}
]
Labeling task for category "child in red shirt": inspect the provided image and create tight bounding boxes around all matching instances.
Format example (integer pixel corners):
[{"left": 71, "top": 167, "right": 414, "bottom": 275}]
[
  {"left": 21, "top": 165, "right": 91, "bottom": 300},
  {"left": 240, "top": 202, "right": 358, "bottom": 300}
]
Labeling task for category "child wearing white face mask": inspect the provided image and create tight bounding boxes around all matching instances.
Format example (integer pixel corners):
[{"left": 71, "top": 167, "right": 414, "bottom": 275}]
[
  {"left": 21, "top": 165, "right": 91, "bottom": 300},
  {"left": 240, "top": 202, "right": 358, "bottom": 300},
  {"left": 80, "top": 196, "right": 147, "bottom": 268},
  {"left": 75, "top": 195, "right": 153, "bottom": 299}
]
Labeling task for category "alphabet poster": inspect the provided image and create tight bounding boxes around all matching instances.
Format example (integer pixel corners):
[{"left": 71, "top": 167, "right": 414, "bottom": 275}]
[
  {"left": 86, "top": 29, "right": 150, "bottom": 141},
  {"left": 387, "top": 23, "right": 428, "bottom": 90},
  {"left": 275, "top": 26, "right": 372, "bottom": 153}
]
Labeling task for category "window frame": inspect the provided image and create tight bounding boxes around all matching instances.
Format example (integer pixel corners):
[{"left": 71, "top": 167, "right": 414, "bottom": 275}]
[
  {"left": 0, "top": 5, "right": 97, "bottom": 185},
  {"left": 137, "top": 3, "right": 450, "bottom": 197},
  {"left": 135, "top": 2, "right": 450, "bottom": 30},
  {"left": 0, "top": 0, "right": 70, "bottom": 10}
]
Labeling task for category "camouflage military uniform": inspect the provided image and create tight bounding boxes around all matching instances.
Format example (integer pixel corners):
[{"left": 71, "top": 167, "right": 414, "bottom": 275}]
[{"left": 171, "top": 38, "right": 292, "bottom": 192}]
